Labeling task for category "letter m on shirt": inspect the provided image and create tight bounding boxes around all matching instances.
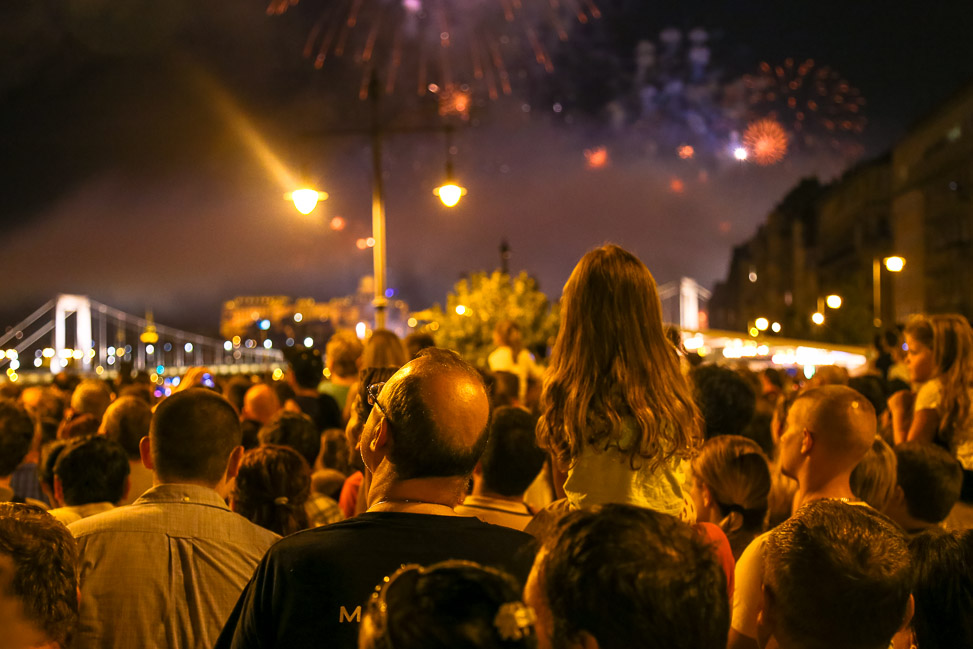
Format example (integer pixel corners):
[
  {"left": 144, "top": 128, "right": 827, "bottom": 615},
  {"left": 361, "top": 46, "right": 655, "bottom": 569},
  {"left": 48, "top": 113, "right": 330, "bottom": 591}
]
[{"left": 339, "top": 606, "right": 361, "bottom": 623}]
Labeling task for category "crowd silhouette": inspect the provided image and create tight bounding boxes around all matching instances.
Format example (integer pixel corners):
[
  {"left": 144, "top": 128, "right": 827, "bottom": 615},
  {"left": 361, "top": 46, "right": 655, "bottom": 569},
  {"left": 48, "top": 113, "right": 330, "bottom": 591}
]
[{"left": 1, "top": 243, "right": 972, "bottom": 649}]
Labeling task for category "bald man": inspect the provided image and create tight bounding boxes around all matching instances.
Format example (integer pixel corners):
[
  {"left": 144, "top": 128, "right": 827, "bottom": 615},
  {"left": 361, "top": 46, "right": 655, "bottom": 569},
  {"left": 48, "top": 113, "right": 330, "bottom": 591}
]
[
  {"left": 241, "top": 384, "right": 281, "bottom": 425},
  {"left": 728, "top": 385, "right": 878, "bottom": 649},
  {"left": 216, "top": 348, "right": 536, "bottom": 649}
]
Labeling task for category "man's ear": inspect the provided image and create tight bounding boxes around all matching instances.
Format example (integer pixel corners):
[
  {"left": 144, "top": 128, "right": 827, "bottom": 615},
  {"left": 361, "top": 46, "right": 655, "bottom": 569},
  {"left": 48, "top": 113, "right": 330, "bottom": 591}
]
[
  {"left": 139, "top": 436, "right": 154, "bottom": 471},
  {"left": 369, "top": 418, "right": 389, "bottom": 453},
  {"left": 225, "top": 445, "right": 245, "bottom": 481},
  {"left": 700, "top": 483, "right": 715, "bottom": 509},
  {"left": 800, "top": 429, "right": 814, "bottom": 455}
]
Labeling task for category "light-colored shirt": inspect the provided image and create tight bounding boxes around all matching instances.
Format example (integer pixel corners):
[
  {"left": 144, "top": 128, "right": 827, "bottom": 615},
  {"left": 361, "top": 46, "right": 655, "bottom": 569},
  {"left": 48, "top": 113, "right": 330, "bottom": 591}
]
[
  {"left": 69, "top": 483, "right": 279, "bottom": 649},
  {"left": 48, "top": 501, "right": 115, "bottom": 526},
  {"left": 456, "top": 495, "right": 534, "bottom": 531},
  {"left": 915, "top": 378, "right": 973, "bottom": 469}
]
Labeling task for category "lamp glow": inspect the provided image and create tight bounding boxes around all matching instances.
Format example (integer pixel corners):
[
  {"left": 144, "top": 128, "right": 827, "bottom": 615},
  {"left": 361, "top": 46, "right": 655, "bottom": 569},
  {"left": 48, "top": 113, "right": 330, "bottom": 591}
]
[
  {"left": 884, "top": 256, "right": 905, "bottom": 272},
  {"left": 755, "top": 317, "right": 770, "bottom": 331},
  {"left": 811, "top": 312, "right": 825, "bottom": 325},
  {"left": 290, "top": 189, "right": 327, "bottom": 215},
  {"left": 434, "top": 183, "right": 466, "bottom": 207},
  {"left": 826, "top": 295, "right": 842, "bottom": 309}
]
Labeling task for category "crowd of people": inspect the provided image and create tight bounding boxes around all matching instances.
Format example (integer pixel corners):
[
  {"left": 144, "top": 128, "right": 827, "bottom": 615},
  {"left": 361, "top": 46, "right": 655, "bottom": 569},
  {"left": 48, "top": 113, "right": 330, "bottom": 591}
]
[{"left": 1, "top": 242, "right": 972, "bottom": 649}]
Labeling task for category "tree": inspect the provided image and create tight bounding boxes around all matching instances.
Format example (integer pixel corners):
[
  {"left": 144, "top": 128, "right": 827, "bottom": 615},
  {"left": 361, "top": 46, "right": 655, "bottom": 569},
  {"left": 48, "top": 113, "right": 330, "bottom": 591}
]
[{"left": 415, "top": 271, "right": 559, "bottom": 369}]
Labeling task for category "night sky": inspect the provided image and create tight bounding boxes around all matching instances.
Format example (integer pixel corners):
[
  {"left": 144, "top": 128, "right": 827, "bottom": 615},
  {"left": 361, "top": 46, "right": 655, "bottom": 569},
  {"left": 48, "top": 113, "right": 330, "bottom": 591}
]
[{"left": 1, "top": 0, "right": 971, "bottom": 336}]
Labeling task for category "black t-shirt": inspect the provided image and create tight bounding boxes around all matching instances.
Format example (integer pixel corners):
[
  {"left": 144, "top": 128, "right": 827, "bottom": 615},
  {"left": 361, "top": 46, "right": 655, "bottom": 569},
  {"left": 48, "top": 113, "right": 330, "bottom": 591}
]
[
  {"left": 293, "top": 393, "right": 342, "bottom": 432},
  {"left": 216, "top": 512, "right": 537, "bottom": 649}
]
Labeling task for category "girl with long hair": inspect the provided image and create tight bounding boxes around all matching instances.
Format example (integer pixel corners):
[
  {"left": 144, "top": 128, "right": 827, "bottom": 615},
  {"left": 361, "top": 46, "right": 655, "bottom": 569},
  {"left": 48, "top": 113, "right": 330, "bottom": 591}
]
[
  {"left": 890, "top": 313, "right": 973, "bottom": 500},
  {"left": 536, "top": 244, "right": 701, "bottom": 517},
  {"left": 231, "top": 444, "right": 311, "bottom": 536}
]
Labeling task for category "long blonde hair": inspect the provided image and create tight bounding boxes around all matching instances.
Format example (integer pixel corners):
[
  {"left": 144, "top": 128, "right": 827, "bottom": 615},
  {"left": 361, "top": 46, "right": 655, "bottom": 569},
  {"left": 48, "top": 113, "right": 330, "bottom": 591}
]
[
  {"left": 906, "top": 314, "right": 973, "bottom": 447},
  {"left": 537, "top": 244, "right": 701, "bottom": 470}
]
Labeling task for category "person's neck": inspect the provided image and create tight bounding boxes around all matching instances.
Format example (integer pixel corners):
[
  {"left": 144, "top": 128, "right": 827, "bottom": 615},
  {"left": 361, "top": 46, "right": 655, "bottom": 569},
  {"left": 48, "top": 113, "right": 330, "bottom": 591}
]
[
  {"left": 293, "top": 386, "right": 319, "bottom": 398},
  {"left": 367, "top": 475, "right": 467, "bottom": 515},
  {"left": 794, "top": 470, "right": 857, "bottom": 510},
  {"left": 471, "top": 481, "right": 525, "bottom": 504},
  {"left": 896, "top": 511, "right": 940, "bottom": 534},
  {"left": 331, "top": 374, "right": 357, "bottom": 387}
]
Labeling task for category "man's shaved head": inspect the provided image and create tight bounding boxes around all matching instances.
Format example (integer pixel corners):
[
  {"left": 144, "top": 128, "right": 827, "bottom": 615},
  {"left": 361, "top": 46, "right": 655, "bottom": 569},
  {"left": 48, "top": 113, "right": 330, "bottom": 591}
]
[
  {"left": 787, "top": 386, "right": 876, "bottom": 470},
  {"left": 243, "top": 384, "right": 281, "bottom": 425},
  {"left": 379, "top": 348, "right": 491, "bottom": 480}
]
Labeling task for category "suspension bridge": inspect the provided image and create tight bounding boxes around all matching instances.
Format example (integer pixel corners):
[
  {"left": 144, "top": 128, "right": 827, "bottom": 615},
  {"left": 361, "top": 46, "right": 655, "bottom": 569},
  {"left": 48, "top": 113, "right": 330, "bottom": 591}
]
[{"left": 0, "top": 295, "right": 285, "bottom": 384}]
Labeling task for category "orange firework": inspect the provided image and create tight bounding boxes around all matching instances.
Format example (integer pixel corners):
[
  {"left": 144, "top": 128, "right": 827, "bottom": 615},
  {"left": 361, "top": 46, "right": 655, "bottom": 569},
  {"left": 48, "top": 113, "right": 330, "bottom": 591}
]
[
  {"left": 743, "top": 119, "right": 788, "bottom": 165},
  {"left": 584, "top": 146, "right": 608, "bottom": 169},
  {"left": 743, "top": 58, "right": 865, "bottom": 155}
]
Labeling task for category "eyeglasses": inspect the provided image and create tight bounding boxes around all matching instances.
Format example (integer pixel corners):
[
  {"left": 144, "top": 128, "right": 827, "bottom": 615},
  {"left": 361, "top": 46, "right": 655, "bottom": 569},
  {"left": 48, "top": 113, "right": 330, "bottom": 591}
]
[{"left": 366, "top": 382, "right": 393, "bottom": 426}]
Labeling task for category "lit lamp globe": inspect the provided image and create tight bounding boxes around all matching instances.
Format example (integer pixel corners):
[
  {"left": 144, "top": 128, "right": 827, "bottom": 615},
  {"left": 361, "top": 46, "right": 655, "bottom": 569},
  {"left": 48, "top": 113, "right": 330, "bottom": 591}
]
[
  {"left": 289, "top": 189, "right": 328, "bottom": 215},
  {"left": 755, "top": 317, "right": 770, "bottom": 331},
  {"left": 811, "top": 312, "right": 825, "bottom": 325},
  {"left": 885, "top": 256, "right": 906, "bottom": 272},
  {"left": 434, "top": 183, "right": 467, "bottom": 208},
  {"left": 826, "top": 295, "right": 842, "bottom": 309}
]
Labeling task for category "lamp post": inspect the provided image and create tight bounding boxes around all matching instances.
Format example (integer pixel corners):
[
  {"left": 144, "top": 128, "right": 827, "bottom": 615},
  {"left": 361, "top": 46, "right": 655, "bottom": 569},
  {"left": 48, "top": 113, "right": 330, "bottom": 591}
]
[
  {"left": 811, "top": 294, "right": 842, "bottom": 326},
  {"left": 873, "top": 256, "right": 906, "bottom": 328},
  {"left": 289, "top": 75, "right": 468, "bottom": 331}
]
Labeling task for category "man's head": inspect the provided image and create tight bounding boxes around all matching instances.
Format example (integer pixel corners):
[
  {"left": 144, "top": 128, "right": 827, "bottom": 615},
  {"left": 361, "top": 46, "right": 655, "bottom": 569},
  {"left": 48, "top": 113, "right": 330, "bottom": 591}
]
[
  {"left": 888, "top": 442, "right": 963, "bottom": 526},
  {"left": 99, "top": 396, "right": 152, "bottom": 460},
  {"left": 325, "top": 330, "right": 364, "bottom": 380},
  {"left": 761, "top": 500, "right": 913, "bottom": 649},
  {"left": 778, "top": 386, "right": 876, "bottom": 482},
  {"left": 258, "top": 410, "right": 320, "bottom": 468},
  {"left": 54, "top": 436, "right": 130, "bottom": 507},
  {"left": 0, "top": 400, "right": 34, "bottom": 479},
  {"left": 288, "top": 348, "right": 325, "bottom": 390},
  {"left": 525, "top": 504, "right": 729, "bottom": 649},
  {"left": 0, "top": 503, "right": 79, "bottom": 649},
  {"left": 477, "top": 406, "right": 545, "bottom": 498},
  {"left": 691, "top": 365, "right": 757, "bottom": 439},
  {"left": 360, "top": 348, "right": 490, "bottom": 481},
  {"left": 145, "top": 389, "right": 242, "bottom": 486},
  {"left": 242, "top": 384, "right": 282, "bottom": 425},
  {"left": 69, "top": 380, "right": 112, "bottom": 422}
]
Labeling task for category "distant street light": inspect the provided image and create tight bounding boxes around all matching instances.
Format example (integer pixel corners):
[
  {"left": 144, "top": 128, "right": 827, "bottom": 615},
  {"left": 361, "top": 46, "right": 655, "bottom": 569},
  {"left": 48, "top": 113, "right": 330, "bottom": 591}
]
[
  {"left": 885, "top": 256, "right": 906, "bottom": 273},
  {"left": 826, "top": 294, "right": 842, "bottom": 309},
  {"left": 755, "top": 317, "right": 769, "bottom": 331},
  {"left": 434, "top": 183, "right": 467, "bottom": 207},
  {"left": 811, "top": 312, "right": 825, "bottom": 326},
  {"left": 289, "top": 188, "right": 328, "bottom": 215},
  {"left": 873, "top": 255, "right": 906, "bottom": 327}
]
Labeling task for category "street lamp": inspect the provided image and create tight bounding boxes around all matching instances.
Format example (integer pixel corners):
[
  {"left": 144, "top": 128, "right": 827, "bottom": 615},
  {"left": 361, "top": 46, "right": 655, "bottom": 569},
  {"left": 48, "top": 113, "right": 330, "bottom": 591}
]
[
  {"left": 812, "top": 294, "right": 842, "bottom": 325},
  {"left": 433, "top": 126, "right": 467, "bottom": 208},
  {"left": 288, "top": 188, "right": 328, "bottom": 215},
  {"left": 873, "top": 256, "right": 906, "bottom": 328}
]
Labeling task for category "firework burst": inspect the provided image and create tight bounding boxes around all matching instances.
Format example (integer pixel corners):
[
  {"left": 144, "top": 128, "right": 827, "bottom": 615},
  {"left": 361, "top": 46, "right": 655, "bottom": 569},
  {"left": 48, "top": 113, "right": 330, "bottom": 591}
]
[
  {"left": 268, "top": 0, "right": 600, "bottom": 111},
  {"left": 743, "top": 118, "right": 788, "bottom": 165},
  {"left": 743, "top": 58, "right": 866, "bottom": 155}
]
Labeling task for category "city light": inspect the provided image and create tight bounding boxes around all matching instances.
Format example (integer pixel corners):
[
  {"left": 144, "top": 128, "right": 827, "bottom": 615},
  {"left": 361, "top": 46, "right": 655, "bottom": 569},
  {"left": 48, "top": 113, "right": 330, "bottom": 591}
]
[
  {"left": 884, "top": 256, "right": 906, "bottom": 272},
  {"left": 734, "top": 146, "right": 749, "bottom": 161},
  {"left": 259, "top": 319, "right": 271, "bottom": 330},
  {"left": 434, "top": 183, "right": 467, "bottom": 207},
  {"left": 294, "top": 313, "right": 303, "bottom": 323},
  {"left": 811, "top": 312, "right": 825, "bottom": 325},
  {"left": 356, "top": 322, "right": 367, "bottom": 339},
  {"left": 145, "top": 344, "right": 155, "bottom": 355},
  {"left": 749, "top": 327, "right": 759, "bottom": 337},
  {"left": 263, "top": 339, "right": 273, "bottom": 349},
  {"left": 224, "top": 341, "right": 232, "bottom": 351},
  {"left": 407, "top": 317, "right": 418, "bottom": 328},
  {"left": 771, "top": 322, "right": 782, "bottom": 333},
  {"left": 303, "top": 337, "right": 314, "bottom": 347},
  {"left": 184, "top": 343, "right": 194, "bottom": 352},
  {"left": 455, "top": 305, "right": 467, "bottom": 315},
  {"left": 290, "top": 188, "right": 328, "bottom": 215},
  {"left": 826, "top": 295, "right": 842, "bottom": 309},
  {"left": 755, "top": 317, "right": 769, "bottom": 331}
]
